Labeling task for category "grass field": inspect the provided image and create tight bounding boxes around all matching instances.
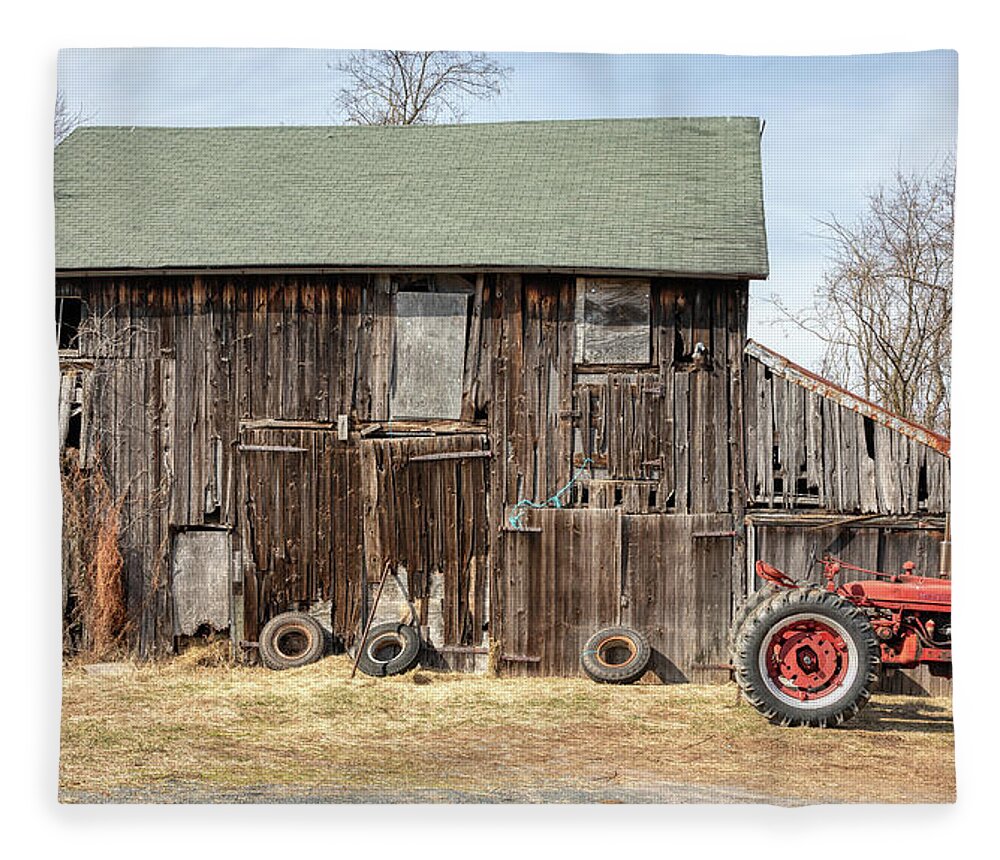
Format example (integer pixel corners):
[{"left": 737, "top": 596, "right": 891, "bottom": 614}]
[{"left": 59, "top": 652, "right": 956, "bottom": 804}]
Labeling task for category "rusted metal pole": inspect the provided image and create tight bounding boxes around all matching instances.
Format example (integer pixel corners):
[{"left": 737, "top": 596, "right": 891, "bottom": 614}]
[{"left": 351, "top": 560, "right": 393, "bottom": 679}]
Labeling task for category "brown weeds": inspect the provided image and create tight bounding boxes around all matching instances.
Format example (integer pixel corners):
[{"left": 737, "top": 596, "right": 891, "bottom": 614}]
[{"left": 61, "top": 452, "right": 128, "bottom": 659}]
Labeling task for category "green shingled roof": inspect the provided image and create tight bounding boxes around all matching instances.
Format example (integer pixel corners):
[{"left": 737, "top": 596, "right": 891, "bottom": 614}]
[{"left": 54, "top": 117, "right": 768, "bottom": 276}]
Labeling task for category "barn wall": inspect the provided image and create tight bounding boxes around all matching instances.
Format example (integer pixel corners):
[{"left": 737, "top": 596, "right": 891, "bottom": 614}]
[
  {"left": 486, "top": 275, "right": 748, "bottom": 671},
  {"left": 745, "top": 354, "right": 950, "bottom": 514},
  {"left": 59, "top": 271, "right": 950, "bottom": 696},
  {"left": 59, "top": 273, "right": 484, "bottom": 656}
]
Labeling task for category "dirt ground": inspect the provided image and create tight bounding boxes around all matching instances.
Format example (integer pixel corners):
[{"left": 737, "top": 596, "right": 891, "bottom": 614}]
[{"left": 59, "top": 653, "right": 956, "bottom": 804}]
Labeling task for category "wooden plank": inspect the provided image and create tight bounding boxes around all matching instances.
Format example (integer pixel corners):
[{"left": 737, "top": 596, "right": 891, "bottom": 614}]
[
  {"left": 805, "top": 390, "right": 824, "bottom": 499},
  {"left": 758, "top": 364, "right": 774, "bottom": 506},
  {"left": 460, "top": 273, "right": 485, "bottom": 422},
  {"left": 407, "top": 450, "right": 491, "bottom": 462},
  {"left": 673, "top": 371, "right": 690, "bottom": 512}
]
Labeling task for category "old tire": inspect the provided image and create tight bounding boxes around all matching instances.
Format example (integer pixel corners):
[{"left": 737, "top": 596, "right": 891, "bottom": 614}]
[
  {"left": 356, "top": 622, "right": 421, "bottom": 677},
  {"left": 733, "top": 587, "right": 879, "bottom": 727},
  {"left": 258, "top": 611, "right": 326, "bottom": 670},
  {"left": 728, "top": 585, "right": 781, "bottom": 660},
  {"left": 581, "top": 626, "right": 651, "bottom": 684}
]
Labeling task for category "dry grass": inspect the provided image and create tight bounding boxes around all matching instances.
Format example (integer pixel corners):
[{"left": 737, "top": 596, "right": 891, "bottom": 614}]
[{"left": 60, "top": 656, "right": 955, "bottom": 803}]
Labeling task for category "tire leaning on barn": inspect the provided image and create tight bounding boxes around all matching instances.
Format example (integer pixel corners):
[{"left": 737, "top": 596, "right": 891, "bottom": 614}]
[
  {"left": 356, "top": 622, "right": 422, "bottom": 677},
  {"left": 580, "top": 626, "right": 651, "bottom": 684},
  {"left": 732, "top": 586, "right": 880, "bottom": 727},
  {"left": 258, "top": 611, "right": 327, "bottom": 670}
]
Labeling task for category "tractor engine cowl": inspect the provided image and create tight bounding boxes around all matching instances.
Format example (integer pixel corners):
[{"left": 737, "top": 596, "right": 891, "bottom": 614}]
[{"left": 839, "top": 577, "right": 951, "bottom": 613}]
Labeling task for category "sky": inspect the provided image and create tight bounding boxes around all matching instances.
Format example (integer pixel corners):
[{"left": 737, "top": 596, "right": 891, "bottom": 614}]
[{"left": 56, "top": 48, "right": 958, "bottom": 371}]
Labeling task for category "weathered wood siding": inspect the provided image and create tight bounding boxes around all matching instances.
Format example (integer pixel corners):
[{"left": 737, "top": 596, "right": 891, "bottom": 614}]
[
  {"left": 745, "top": 354, "right": 950, "bottom": 514},
  {"left": 623, "top": 514, "right": 734, "bottom": 683},
  {"left": 238, "top": 427, "right": 363, "bottom": 647},
  {"left": 359, "top": 435, "right": 490, "bottom": 647},
  {"left": 502, "top": 509, "right": 623, "bottom": 676},
  {"left": 60, "top": 274, "right": 493, "bottom": 656}
]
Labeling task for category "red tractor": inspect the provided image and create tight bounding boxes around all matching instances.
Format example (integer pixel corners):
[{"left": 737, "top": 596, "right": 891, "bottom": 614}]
[{"left": 730, "top": 556, "right": 952, "bottom": 727}]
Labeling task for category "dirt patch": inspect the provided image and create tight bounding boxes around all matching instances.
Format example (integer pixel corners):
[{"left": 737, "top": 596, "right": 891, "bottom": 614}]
[{"left": 59, "top": 656, "right": 955, "bottom": 804}]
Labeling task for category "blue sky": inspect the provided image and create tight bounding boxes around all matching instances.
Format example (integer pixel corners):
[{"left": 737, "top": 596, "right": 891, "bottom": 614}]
[{"left": 57, "top": 48, "right": 957, "bottom": 369}]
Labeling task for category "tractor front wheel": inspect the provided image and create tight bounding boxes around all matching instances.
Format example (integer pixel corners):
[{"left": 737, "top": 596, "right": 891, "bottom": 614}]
[{"left": 733, "top": 587, "right": 879, "bottom": 727}]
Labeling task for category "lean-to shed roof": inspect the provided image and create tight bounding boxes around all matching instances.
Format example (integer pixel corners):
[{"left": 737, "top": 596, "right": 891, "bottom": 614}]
[{"left": 55, "top": 117, "right": 768, "bottom": 276}]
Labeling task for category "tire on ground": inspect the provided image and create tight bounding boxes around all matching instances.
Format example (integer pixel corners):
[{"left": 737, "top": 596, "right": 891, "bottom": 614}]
[
  {"left": 733, "top": 586, "right": 879, "bottom": 727},
  {"left": 258, "top": 611, "right": 327, "bottom": 670},
  {"left": 580, "top": 626, "right": 651, "bottom": 684},
  {"left": 356, "top": 622, "right": 422, "bottom": 677}
]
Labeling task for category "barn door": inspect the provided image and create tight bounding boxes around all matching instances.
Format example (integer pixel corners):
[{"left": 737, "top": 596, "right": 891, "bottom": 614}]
[
  {"left": 623, "top": 513, "right": 734, "bottom": 683},
  {"left": 238, "top": 427, "right": 363, "bottom": 648},
  {"left": 358, "top": 435, "right": 490, "bottom": 662},
  {"left": 502, "top": 508, "right": 623, "bottom": 676}
]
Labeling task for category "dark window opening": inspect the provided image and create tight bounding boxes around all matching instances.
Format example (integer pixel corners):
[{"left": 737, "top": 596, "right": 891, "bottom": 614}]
[
  {"left": 647, "top": 488, "right": 658, "bottom": 509},
  {"left": 580, "top": 485, "right": 590, "bottom": 505},
  {"left": 772, "top": 444, "right": 781, "bottom": 470},
  {"left": 795, "top": 477, "right": 811, "bottom": 496},
  {"left": 56, "top": 297, "right": 85, "bottom": 351},
  {"left": 863, "top": 416, "right": 876, "bottom": 459},
  {"left": 65, "top": 409, "right": 82, "bottom": 450},
  {"left": 773, "top": 476, "right": 784, "bottom": 495},
  {"left": 673, "top": 329, "right": 688, "bottom": 363},
  {"left": 918, "top": 464, "right": 929, "bottom": 503},
  {"left": 613, "top": 486, "right": 624, "bottom": 506}
]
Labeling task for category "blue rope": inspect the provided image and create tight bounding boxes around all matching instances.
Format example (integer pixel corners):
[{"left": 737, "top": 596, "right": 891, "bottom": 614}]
[{"left": 507, "top": 457, "right": 593, "bottom": 530}]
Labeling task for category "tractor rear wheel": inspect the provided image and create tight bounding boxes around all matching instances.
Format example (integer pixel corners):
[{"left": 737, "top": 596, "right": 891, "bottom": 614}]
[
  {"left": 728, "top": 584, "right": 781, "bottom": 660},
  {"left": 733, "top": 587, "right": 879, "bottom": 727}
]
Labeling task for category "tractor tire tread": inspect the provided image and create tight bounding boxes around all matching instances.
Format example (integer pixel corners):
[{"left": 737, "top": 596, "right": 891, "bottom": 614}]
[{"left": 733, "top": 586, "right": 880, "bottom": 728}]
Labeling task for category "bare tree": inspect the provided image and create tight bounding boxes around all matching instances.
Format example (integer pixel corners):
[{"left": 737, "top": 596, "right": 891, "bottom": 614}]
[
  {"left": 773, "top": 158, "right": 954, "bottom": 433},
  {"left": 55, "top": 89, "right": 90, "bottom": 146},
  {"left": 333, "top": 50, "right": 509, "bottom": 126}
]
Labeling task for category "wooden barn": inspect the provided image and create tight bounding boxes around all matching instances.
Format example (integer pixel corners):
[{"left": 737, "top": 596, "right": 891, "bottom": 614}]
[{"left": 55, "top": 117, "right": 950, "bottom": 689}]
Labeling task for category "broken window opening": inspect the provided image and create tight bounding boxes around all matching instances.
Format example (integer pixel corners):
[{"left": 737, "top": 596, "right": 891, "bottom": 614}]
[
  {"left": 673, "top": 329, "right": 687, "bottom": 364},
  {"left": 56, "top": 296, "right": 86, "bottom": 352},
  {"left": 918, "top": 464, "right": 929, "bottom": 504},
  {"left": 863, "top": 416, "right": 876, "bottom": 460},
  {"left": 65, "top": 408, "right": 82, "bottom": 451}
]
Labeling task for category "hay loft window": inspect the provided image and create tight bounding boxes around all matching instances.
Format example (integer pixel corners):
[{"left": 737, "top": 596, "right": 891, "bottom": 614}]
[
  {"left": 390, "top": 291, "right": 470, "bottom": 420},
  {"left": 574, "top": 278, "right": 651, "bottom": 365},
  {"left": 56, "top": 296, "right": 86, "bottom": 352}
]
